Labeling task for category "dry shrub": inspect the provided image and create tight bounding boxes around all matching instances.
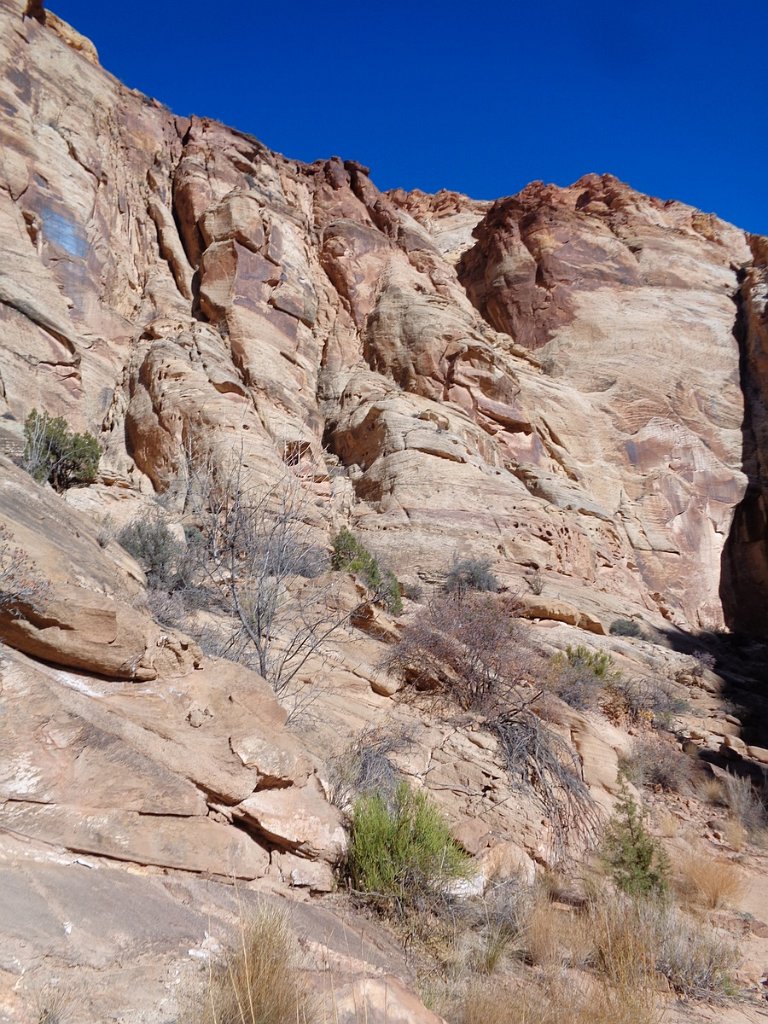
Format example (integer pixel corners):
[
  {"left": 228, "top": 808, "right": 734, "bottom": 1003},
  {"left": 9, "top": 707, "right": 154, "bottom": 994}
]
[
  {"left": 602, "top": 674, "right": 686, "bottom": 728},
  {"left": 383, "top": 590, "right": 531, "bottom": 710},
  {"left": 647, "top": 904, "right": 738, "bottom": 996},
  {"left": 0, "top": 522, "right": 49, "bottom": 615},
  {"left": 620, "top": 735, "right": 693, "bottom": 793},
  {"left": 674, "top": 852, "right": 745, "bottom": 910},
  {"left": 326, "top": 724, "right": 412, "bottom": 810},
  {"left": 495, "top": 713, "right": 601, "bottom": 863},
  {"left": 190, "top": 905, "right": 314, "bottom": 1024},
  {"left": 699, "top": 776, "right": 726, "bottom": 806}
]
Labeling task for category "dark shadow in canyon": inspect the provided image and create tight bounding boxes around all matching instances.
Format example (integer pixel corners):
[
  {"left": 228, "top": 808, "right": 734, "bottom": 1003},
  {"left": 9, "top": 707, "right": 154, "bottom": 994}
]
[
  {"left": 719, "top": 268, "right": 768, "bottom": 643},
  {"left": 656, "top": 623, "right": 768, "bottom": 788}
]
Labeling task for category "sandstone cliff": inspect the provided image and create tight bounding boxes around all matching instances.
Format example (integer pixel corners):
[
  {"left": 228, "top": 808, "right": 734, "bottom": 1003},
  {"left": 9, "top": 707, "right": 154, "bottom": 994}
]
[
  {"left": 2, "top": 0, "right": 767, "bottom": 636},
  {"left": 4, "top": 1, "right": 768, "bottom": 1021}
]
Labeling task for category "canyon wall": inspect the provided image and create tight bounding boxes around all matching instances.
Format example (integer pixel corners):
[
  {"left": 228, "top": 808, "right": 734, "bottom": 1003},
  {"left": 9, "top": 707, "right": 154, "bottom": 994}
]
[{"left": 1, "top": 0, "right": 767, "bottom": 634}]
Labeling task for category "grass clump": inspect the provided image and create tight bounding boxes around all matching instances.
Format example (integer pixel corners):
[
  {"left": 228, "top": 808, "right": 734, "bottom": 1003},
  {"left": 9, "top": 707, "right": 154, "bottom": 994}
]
[
  {"left": 23, "top": 408, "right": 100, "bottom": 491},
  {"left": 347, "top": 780, "right": 471, "bottom": 916},
  {"left": 602, "top": 785, "right": 669, "bottom": 899},
  {"left": 674, "top": 852, "right": 745, "bottom": 910},
  {"left": 190, "top": 904, "right": 314, "bottom": 1024},
  {"left": 331, "top": 527, "right": 402, "bottom": 614}
]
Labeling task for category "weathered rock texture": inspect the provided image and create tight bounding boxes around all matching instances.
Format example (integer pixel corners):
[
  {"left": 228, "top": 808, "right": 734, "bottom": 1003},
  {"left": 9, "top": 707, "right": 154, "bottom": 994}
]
[
  {"left": 1, "top": 0, "right": 767, "bottom": 637},
  {"left": 4, "top": 1, "right": 768, "bottom": 1020}
]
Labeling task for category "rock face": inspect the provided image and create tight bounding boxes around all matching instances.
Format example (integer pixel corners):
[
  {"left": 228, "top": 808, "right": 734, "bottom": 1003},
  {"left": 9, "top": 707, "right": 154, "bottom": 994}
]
[
  {"left": 455, "top": 178, "right": 752, "bottom": 629},
  {"left": 4, "top": 2, "right": 768, "bottom": 1021},
  {"left": 0, "top": 0, "right": 766, "bottom": 637}
]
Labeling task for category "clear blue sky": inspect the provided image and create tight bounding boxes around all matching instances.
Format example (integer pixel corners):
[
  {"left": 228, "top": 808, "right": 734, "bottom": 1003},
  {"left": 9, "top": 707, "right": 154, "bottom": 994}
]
[{"left": 52, "top": 0, "right": 768, "bottom": 236}]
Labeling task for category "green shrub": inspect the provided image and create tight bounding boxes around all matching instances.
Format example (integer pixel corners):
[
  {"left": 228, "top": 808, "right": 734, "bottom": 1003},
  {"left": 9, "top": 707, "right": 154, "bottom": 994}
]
[
  {"left": 444, "top": 557, "right": 499, "bottom": 595},
  {"left": 610, "top": 618, "right": 643, "bottom": 638},
  {"left": 117, "top": 514, "right": 189, "bottom": 592},
  {"left": 347, "top": 780, "right": 471, "bottom": 914},
  {"left": 603, "top": 785, "right": 669, "bottom": 899},
  {"left": 565, "top": 644, "right": 614, "bottom": 678},
  {"left": 331, "top": 528, "right": 402, "bottom": 614},
  {"left": 23, "top": 408, "right": 100, "bottom": 491}
]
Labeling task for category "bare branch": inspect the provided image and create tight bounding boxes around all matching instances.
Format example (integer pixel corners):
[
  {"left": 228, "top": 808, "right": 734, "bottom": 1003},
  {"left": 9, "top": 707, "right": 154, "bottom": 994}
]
[
  {"left": 0, "top": 524, "right": 49, "bottom": 617},
  {"left": 184, "top": 440, "right": 350, "bottom": 720}
]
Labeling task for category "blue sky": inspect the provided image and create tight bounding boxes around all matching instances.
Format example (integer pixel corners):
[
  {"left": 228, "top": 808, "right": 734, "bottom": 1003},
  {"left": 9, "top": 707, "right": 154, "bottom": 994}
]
[{"left": 52, "top": 0, "right": 767, "bottom": 235}]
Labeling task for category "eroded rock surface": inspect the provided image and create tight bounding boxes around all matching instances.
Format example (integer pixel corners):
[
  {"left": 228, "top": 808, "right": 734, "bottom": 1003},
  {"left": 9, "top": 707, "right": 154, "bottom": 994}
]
[
  {"left": 0, "top": 0, "right": 764, "bottom": 636},
  {"left": 4, "top": 1, "right": 768, "bottom": 1020}
]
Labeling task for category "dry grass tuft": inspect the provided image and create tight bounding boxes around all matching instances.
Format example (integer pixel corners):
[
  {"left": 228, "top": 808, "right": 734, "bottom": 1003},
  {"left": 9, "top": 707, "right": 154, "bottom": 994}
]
[
  {"left": 722, "top": 818, "right": 747, "bottom": 851},
  {"left": 591, "top": 895, "right": 738, "bottom": 998},
  {"left": 699, "top": 776, "right": 726, "bottom": 806},
  {"left": 723, "top": 771, "right": 766, "bottom": 835},
  {"left": 461, "top": 972, "right": 660, "bottom": 1024},
  {"left": 454, "top": 888, "right": 738, "bottom": 1023},
  {"left": 523, "top": 898, "right": 591, "bottom": 968},
  {"left": 31, "top": 985, "right": 77, "bottom": 1024},
  {"left": 674, "top": 852, "right": 745, "bottom": 910},
  {"left": 654, "top": 808, "right": 679, "bottom": 838},
  {"left": 190, "top": 904, "right": 314, "bottom": 1024}
]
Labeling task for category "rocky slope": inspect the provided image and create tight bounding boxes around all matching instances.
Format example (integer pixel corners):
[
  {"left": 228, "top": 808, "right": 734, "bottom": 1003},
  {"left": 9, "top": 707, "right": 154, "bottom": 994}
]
[{"left": 3, "top": 1, "right": 768, "bottom": 1021}]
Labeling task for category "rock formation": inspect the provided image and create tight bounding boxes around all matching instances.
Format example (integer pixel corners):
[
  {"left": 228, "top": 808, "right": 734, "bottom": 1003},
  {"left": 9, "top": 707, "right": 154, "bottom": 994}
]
[
  {"left": 2, "top": 0, "right": 767, "bottom": 636},
  {"left": 3, "top": 0, "right": 768, "bottom": 1020}
]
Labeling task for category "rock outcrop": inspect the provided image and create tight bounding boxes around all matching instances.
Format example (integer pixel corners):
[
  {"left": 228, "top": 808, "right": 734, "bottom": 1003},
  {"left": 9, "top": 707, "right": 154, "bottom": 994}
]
[
  {"left": 1, "top": 0, "right": 765, "bottom": 637},
  {"left": 5, "top": 1, "right": 768, "bottom": 1021}
]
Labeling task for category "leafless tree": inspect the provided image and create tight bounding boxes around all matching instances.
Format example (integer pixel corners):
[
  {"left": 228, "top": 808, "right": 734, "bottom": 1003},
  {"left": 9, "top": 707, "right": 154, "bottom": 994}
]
[
  {"left": 184, "top": 444, "right": 351, "bottom": 718},
  {"left": 384, "top": 590, "right": 536, "bottom": 711}
]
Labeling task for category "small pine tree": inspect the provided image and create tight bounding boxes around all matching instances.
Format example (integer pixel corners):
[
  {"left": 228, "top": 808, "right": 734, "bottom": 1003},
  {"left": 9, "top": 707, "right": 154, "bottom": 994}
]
[{"left": 603, "top": 783, "right": 669, "bottom": 899}]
